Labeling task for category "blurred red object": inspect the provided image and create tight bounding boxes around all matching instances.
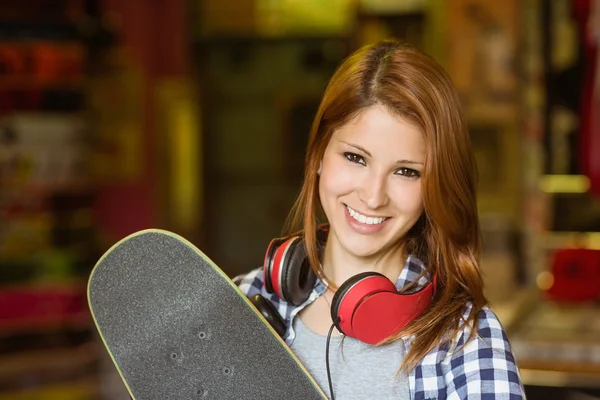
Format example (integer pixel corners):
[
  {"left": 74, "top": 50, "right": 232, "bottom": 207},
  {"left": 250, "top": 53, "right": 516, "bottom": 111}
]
[
  {"left": 546, "top": 248, "right": 600, "bottom": 302},
  {"left": 0, "top": 284, "right": 89, "bottom": 333}
]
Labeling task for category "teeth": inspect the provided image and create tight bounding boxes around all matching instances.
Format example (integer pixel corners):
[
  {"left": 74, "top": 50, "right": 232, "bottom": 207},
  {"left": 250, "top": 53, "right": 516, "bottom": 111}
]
[{"left": 346, "top": 206, "right": 386, "bottom": 225}]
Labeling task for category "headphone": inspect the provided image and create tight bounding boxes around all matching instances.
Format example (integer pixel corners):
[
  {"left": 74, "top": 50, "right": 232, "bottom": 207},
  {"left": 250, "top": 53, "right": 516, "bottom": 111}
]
[{"left": 262, "top": 225, "right": 437, "bottom": 345}]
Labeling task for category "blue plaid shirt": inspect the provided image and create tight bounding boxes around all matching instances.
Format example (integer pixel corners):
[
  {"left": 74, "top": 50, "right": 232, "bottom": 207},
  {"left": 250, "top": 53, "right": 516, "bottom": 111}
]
[{"left": 235, "top": 256, "right": 526, "bottom": 399}]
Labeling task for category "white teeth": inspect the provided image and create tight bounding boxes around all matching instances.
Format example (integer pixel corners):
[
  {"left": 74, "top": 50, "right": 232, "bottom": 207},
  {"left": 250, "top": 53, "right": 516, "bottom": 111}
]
[{"left": 346, "top": 206, "right": 386, "bottom": 225}]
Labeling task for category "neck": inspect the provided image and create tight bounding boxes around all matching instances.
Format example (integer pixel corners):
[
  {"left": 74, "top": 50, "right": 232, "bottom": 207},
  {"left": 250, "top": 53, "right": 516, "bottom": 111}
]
[{"left": 321, "top": 236, "right": 406, "bottom": 289}]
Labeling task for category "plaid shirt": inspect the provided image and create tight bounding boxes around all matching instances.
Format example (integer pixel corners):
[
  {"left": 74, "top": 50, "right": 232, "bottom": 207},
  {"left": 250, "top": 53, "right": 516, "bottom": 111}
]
[{"left": 235, "top": 256, "right": 526, "bottom": 399}]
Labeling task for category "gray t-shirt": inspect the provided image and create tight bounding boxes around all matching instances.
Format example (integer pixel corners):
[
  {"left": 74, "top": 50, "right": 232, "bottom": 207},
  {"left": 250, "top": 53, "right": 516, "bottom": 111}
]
[{"left": 289, "top": 316, "right": 410, "bottom": 399}]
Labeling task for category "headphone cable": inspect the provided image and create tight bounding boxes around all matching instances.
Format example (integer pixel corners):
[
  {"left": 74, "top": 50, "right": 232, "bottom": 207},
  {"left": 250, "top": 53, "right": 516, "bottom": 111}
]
[{"left": 325, "top": 322, "right": 337, "bottom": 400}]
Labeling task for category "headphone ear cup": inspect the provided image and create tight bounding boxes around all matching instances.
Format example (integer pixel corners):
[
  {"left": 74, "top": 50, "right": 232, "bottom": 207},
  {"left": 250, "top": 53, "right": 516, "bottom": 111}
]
[
  {"left": 263, "top": 238, "right": 285, "bottom": 294},
  {"left": 268, "top": 236, "right": 302, "bottom": 300},
  {"left": 332, "top": 272, "right": 436, "bottom": 345},
  {"left": 264, "top": 227, "right": 326, "bottom": 303},
  {"left": 248, "top": 294, "right": 287, "bottom": 337},
  {"left": 330, "top": 272, "right": 396, "bottom": 339},
  {"left": 280, "top": 238, "right": 316, "bottom": 305}
]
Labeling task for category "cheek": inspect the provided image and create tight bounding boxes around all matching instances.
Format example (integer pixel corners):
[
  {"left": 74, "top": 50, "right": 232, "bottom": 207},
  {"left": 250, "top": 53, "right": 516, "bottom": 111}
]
[
  {"left": 391, "top": 183, "right": 423, "bottom": 214},
  {"left": 319, "top": 174, "right": 341, "bottom": 204},
  {"left": 319, "top": 159, "right": 354, "bottom": 196}
]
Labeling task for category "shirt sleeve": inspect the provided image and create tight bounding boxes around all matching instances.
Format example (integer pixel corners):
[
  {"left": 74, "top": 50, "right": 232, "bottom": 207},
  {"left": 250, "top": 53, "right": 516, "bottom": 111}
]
[
  {"left": 233, "top": 266, "right": 266, "bottom": 297},
  {"left": 444, "top": 306, "right": 526, "bottom": 399}
]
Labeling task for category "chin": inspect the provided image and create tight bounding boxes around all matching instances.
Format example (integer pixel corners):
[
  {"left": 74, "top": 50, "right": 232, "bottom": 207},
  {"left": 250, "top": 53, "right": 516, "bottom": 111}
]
[
  {"left": 338, "top": 222, "right": 410, "bottom": 258},
  {"left": 338, "top": 235, "right": 387, "bottom": 259}
]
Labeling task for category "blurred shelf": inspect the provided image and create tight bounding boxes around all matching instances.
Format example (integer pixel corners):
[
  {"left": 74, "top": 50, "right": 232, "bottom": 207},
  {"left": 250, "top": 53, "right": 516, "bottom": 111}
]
[
  {"left": 0, "top": 378, "right": 99, "bottom": 400},
  {"left": 0, "top": 22, "right": 82, "bottom": 42},
  {"left": 0, "top": 342, "right": 99, "bottom": 390},
  {"left": 0, "top": 80, "right": 85, "bottom": 91},
  {"left": 490, "top": 287, "right": 539, "bottom": 332},
  {"left": 541, "top": 232, "right": 600, "bottom": 250},
  {"left": 0, "top": 180, "right": 96, "bottom": 196},
  {"left": 194, "top": 33, "right": 347, "bottom": 46},
  {"left": 0, "top": 314, "right": 92, "bottom": 338},
  {"left": 520, "top": 368, "right": 600, "bottom": 390},
  {"left": 465, "top": 102, "right": 519, "bottom": 122},
  {"left": 0, "top": 7, "right": 109, "bottom": 400},
  {"left": 491, "top": 288, "right": 600, "bottom": 388},
  {"left": 0, "top": 280, "right": 91, "bottom": 338},
  {"left": 505, "top": 297, "right": 600, "bottom": 389}
]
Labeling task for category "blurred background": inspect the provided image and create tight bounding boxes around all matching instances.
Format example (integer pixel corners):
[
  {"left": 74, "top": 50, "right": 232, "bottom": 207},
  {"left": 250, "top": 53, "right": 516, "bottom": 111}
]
[{"left": 0, "top": 0, "right": 599, "bottom": 399}]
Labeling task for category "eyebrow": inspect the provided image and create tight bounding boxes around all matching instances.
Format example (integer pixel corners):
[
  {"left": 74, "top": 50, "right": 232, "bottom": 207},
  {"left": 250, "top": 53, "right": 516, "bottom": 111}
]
[{"left": 340, "top": 140, "right": 424, "bottom": 166}]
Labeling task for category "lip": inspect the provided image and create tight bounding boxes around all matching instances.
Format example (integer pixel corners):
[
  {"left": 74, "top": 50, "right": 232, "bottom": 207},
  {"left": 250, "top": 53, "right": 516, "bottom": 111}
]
[{"left": 343, "top": 204, "right": 390, "bottom": 235}]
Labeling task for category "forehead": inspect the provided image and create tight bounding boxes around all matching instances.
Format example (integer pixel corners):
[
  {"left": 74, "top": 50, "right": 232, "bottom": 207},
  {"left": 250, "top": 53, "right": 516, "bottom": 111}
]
[{"left": 331, "top": 105, "right": 425, "bottom": 158}]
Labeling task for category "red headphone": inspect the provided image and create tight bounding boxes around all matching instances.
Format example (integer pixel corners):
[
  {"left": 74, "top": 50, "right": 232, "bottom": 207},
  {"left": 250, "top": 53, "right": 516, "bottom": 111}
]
[{"left": 263, "top": 225, "right": 437, "bottom": 345}]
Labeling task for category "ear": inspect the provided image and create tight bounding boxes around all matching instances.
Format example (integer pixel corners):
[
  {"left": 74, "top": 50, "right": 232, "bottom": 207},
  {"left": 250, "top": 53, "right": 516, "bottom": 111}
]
[{"left": 317, "top": 160, "right": 323, "bottom": 175}]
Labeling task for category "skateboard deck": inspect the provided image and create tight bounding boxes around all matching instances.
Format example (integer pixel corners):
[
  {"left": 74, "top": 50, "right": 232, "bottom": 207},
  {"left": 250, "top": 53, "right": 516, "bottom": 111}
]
[{"left": 87, "top": 229, "right": 327, "bottom": 399}]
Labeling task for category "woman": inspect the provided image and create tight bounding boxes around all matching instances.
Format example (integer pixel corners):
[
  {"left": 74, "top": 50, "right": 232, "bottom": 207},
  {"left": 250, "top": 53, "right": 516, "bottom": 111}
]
[{"left": 236, "top": 39, "right": 524, "bottom": 399}]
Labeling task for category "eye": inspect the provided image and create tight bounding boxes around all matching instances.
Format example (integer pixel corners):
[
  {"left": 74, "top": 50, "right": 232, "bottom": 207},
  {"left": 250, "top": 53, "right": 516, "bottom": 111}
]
[
  {"left": 344, "top": 152, "right": 366, "bottom": 165},
  {"left": 396, "top": 167, "right": 420, "bottom": 179}
]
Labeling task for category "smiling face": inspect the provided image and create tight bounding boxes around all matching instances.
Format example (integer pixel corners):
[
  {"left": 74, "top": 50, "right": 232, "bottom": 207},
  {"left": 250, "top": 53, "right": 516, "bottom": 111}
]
[{"left": 318, "top": 104, "right": 426, "bottom": 264}]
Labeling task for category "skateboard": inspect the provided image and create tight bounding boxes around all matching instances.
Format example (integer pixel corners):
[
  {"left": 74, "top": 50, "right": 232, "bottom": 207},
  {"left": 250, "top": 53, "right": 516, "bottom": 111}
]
[{"left": 87, "top": 229, "right": 327, "bottom": 399}]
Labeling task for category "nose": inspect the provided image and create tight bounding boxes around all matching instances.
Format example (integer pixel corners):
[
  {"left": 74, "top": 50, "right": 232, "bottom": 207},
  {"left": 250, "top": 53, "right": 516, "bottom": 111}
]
[{"left": 358, "top": 170, "right": 389, "bottom": 210}]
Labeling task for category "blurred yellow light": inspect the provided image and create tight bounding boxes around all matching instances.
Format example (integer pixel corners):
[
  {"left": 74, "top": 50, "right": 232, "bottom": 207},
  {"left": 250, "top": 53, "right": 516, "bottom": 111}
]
[
  {"left": 536, "top": 271, "right": 554, "bottom": 291},
  {"left": 539, "top": 175, "right": 590, "bottom": 193}
]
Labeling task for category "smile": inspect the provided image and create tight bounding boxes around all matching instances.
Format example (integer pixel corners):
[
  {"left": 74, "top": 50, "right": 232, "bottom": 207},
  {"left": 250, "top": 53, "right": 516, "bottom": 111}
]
[{"left": 345, "top": 205, "right": 388, "bottom": 225}]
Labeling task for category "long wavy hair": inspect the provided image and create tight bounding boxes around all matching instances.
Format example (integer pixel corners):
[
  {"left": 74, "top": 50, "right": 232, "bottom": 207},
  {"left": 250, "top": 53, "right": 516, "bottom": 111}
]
[{"left": 284, "top": 38, "right": 486, "bottom": 372}]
